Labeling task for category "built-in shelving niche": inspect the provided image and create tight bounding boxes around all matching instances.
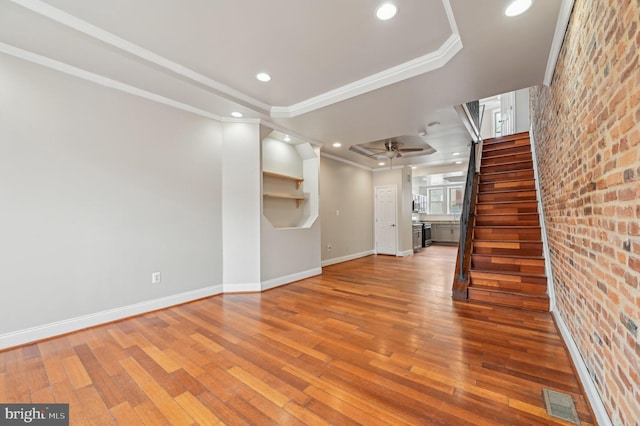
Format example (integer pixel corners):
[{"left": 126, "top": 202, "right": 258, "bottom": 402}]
[{"left": 261, "top": 130, "right": 319, "bottom": 229}]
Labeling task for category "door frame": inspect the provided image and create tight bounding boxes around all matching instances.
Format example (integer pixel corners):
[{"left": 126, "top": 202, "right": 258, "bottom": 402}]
[{"left": 374, "top": 185, "right": 398, "bottom": 255}]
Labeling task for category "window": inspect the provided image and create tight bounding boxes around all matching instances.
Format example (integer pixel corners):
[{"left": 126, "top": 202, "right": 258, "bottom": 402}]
[
  {"left": 414, "top": 173, "right": 466, "bottom": 216},
  {"left": 428, "top": 188, "right": 443, "bottom": 214},
  {"left": 448, "top": 186, "right": 463, "bottom": 215}
]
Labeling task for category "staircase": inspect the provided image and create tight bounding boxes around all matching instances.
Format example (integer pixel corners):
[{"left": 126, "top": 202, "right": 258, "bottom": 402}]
[{"left": 467, "top": 131, "right": 549, "bottom": 311}]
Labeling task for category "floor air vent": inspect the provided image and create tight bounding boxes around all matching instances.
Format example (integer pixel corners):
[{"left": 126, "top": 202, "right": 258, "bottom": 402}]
[{"left": 542, "top": 388, "right": 581, "bottom": 425}]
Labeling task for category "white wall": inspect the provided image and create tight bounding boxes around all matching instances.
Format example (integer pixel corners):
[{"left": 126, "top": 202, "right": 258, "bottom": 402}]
[
  {"left": 260, "top": 219, "right": 321, "bottom": 286},
  {"left": 0, "top": 54, "right": 223, "bottom": 336},
  {"left": 262, "top": 137, "right": 303, "bottom": 177},
  {"left": 320, "top": 156, "right": 374, "bottom": 264}
]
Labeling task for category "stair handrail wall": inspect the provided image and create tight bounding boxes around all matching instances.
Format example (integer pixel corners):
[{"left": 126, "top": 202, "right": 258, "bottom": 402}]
[{"left": 452, "top": 101, "right": 484, "bottom": 300}]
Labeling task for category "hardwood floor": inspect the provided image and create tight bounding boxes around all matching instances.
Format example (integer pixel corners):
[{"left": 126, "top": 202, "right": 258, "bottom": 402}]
[{"left": 0, "top": 245, "right": 594, "bottom": 425}]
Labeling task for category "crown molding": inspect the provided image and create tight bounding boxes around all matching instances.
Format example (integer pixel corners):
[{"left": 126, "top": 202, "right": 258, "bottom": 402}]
[
  {"left": 9, "top": 0, "right": 272, "bottom": 114},
  {"left": 544, "top": 0, "right": 575, "bottom": 86},
  {"left": 1, "top": 41, "right": 263, "bottom": 127},
  {"left": 11, "top": 0, "right": 462, "bottom": 119},
  {"left": 0, "top": 42, "right": 227, "bottom": 122},
  {"left": 270, "top": 33, "right": 462, "bottom": 118}
]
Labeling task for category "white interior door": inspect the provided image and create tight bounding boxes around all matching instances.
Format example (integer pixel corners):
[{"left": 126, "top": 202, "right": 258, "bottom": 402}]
[
  {"left": 375, "top": 185, "right": 397, "bottom": 255},
  {"left": 500, "top": 92, "right": 515, "bottom": 136}
]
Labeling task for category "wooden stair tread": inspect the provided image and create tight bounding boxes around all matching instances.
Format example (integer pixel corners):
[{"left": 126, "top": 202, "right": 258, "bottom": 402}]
[
  {"left": 474, "top": 225, "right": 540, "bottom": 229},
  {"left": 475, "top": 212, "right": 538, "bottom": 216},
  {"left": 481, "top": 152, "right": 531, "bottom": 160},
  {"left": 477, "top": 189, "right": 536, "bottom": 195},
  {"left": 469, "top": 283, "right": 548, "bottom": 292},
  {"left": 476, "top": 200, "right": 538, "bottom": 205},
  {"left": 473, "top": 241, "right": 543, "bottom": 246},
  {"left": 470, "top": 269, "right": 547, "bottom": 279},
  {"left": 481, "top": 159, "right": 533, "bottom": 167},
  {"left": 467, "top": 285, "right": 550, "bottom": 310},
  {"left": 472, "top": 253, "right": 545, "bottom": 260},
  {"left": 479, "top": 178, "right": 535, "bottom": 184},
  {"left": 483, "top": 145, "right": 531, "bottom": 154},
  {"left": 482, "top": 133, "right": 530, "bottom": 145},
  {"left": 481, "top": 169, "right": 534, "bottom": 177}
]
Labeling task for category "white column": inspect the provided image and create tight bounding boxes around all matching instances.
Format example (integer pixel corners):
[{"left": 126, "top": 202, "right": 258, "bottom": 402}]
[{"left": 221, "top": 121, "right": 261, "bottom": 292}]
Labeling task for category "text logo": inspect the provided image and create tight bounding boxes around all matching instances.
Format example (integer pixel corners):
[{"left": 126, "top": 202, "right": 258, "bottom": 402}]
[{"left": 0, "top": 404, "right": 68, "bottom": 425}]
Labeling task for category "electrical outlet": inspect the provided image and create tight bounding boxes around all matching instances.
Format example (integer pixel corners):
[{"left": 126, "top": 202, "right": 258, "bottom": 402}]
[
  {"left": 151, "top": 272, "right": 161, "bottom": 284},
  {"left": 327, "top": 243, "right": 332, "bottom": 251}
]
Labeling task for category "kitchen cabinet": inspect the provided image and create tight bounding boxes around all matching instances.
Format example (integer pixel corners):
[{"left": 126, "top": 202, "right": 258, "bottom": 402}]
[{"left": 431, "top": 222, "right": 460, "bottom": 243}]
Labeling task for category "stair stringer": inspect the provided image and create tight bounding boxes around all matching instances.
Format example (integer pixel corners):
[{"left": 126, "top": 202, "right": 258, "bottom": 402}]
[{"left": 529, "top": 127, "right": 556, "bottom": 311}]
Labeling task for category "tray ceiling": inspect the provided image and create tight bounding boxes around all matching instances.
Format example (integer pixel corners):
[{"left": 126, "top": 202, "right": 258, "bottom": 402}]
[{"left": 0, "top": 0, "right": 564, "bottom": 169}]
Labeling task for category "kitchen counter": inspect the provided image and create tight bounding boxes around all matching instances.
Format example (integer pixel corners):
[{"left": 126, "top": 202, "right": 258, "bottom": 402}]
[
  {"left": 421, "top": 220, "right": 460, "bottom": 224},
  {"left": 429, "top": 222, "right": 461, "bottom": 243}
]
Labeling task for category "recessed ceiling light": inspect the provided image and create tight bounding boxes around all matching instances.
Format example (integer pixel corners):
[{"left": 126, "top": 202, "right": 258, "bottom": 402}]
[
  {"left": 284, "top": 135, "right": 291, "bottom": 142},
  {"left": 452, "top": 152, "right": 460, "bottom": 156},
  {"left": 332, "top": 142, "right": 342, "bottom": 148},
  {"left": 378, "top": 162, "right": 386, "bottom": 166},
  {"left": 505, "top": 0, "right": 532, "bottom": 17},
  {"left": 376, "top": 2, "right": 397, "bottom": 20},
  {"left": 455, "top": 161, "right": 463, "bottom": 164},
  {"left": 411, "top": 166, "right": 417, "bottom": 169},
  {"left": 256, "top": 72, "right": 271, "bottom": 82},
  {"left": 231, "top": 111, "right": 243, "bottom": 118}
]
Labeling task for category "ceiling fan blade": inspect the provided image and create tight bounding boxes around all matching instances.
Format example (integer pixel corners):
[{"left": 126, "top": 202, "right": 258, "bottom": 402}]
[{"left": 398, "top": 147, "right": 424, "bottom": 152}]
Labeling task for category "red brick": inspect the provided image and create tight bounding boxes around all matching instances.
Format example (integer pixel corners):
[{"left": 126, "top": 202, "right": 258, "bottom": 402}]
[
  {"left": 618, "top": 187, "right": 637, "bottom": 201},
  {"left": 529, "top": 0, "right": 640, "bottom": 420},
  {"left": 629, "top": 257, "right": 640, "bottom": 274}
]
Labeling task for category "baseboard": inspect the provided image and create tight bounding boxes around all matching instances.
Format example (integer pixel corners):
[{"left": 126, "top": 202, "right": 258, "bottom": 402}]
[
  {"left": 0, "top": 284, "right": 223, "bottom": 351},
  {"left": 553, "top": 311, "right": 612, "bottom": 426},
  {"left": 397, "top": 249, "right": 414, "bottom": 257},
  {"left": 223, "top": 282, "right": 261, "bottom": 293},
  {"left": 261, "top": 267, "right": 322, "bottom": 291},
  {"left": 321, "top": 250, "right": 375, "bottom": 267}
]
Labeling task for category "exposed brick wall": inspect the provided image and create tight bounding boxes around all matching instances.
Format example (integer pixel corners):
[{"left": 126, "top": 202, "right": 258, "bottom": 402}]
[{"left": 530, "top": 0, "right": 640, "bottom": 424}]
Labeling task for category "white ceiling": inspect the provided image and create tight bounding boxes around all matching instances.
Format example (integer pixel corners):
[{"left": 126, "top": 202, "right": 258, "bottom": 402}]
[{"left": 0, "top": 0, "right": 563, "bottom": 170}]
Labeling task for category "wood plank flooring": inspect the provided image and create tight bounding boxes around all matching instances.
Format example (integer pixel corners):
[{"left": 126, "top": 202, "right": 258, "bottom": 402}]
[{"left": 0, "top": 245, "right": 594, "bottom": 425}]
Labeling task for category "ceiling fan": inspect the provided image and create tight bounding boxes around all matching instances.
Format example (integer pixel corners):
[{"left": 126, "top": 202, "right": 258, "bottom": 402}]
[
  {"left": 350, "top": 135, "right": 432, "bottom": 158},
  {"left": 372, "top": 140, "right": 425, "bottom": 159}
]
